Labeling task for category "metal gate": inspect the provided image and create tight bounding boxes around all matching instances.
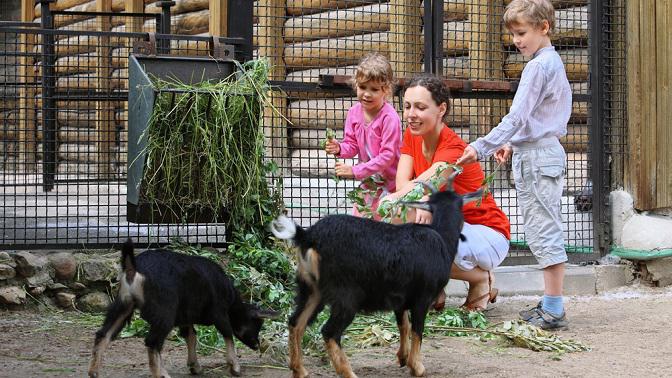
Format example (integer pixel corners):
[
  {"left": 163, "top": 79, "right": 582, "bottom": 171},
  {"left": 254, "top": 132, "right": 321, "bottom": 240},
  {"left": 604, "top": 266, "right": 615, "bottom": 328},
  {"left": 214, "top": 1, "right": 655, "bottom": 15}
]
[
  {"left": 0, "top": 6, "right": 246, "bottom": 248},
  {"left": 1, "top": 1, "right": 626, "bottom": 261}
]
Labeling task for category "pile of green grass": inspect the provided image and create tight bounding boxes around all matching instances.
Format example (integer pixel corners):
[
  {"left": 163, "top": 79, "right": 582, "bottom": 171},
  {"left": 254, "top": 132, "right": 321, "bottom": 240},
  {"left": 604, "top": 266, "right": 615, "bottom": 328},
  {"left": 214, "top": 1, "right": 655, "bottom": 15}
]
[{"left": 139, "top": 59, "right": 282, "bottom": 230}]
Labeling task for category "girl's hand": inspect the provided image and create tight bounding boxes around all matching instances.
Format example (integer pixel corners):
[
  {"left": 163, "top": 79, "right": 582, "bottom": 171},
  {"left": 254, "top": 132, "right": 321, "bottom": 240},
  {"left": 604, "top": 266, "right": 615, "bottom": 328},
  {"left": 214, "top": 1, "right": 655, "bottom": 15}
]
[
  {"left": 334, "top": 162, "right": 354, "bottom": 178},
  {"left": 415, "top": 208, "right": 433, "bottom": 225},
  {"left": 325, "top": 139, "right": 340, "bottom": 155},
  {"left": 456, "top": 145, "right": 478, "bottom": 166},
  {"left": 494, "top": 145, "right": 512, "bottom": 164}
]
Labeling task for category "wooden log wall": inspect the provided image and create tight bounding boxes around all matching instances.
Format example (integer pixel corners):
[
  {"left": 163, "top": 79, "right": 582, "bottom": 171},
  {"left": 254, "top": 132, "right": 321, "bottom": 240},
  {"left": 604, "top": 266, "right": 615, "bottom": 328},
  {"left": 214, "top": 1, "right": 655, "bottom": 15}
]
[{"left": 16, "top": 0, "right": 592, "bottom": 178}]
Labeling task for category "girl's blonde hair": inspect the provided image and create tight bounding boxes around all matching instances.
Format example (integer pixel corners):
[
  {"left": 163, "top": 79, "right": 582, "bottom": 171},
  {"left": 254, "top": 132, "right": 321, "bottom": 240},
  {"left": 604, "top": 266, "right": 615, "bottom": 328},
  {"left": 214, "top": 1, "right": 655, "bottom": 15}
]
[
  {"left": 503, "top": 0, "right": 555, "bottom": 34},
  {"left": 352, "top": 53, "right": 394, "bottom": 93}
]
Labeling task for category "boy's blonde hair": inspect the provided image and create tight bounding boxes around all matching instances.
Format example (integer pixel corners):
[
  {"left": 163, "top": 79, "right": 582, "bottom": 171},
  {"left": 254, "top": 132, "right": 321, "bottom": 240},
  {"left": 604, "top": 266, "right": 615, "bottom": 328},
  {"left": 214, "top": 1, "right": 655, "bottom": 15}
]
[
  {"left": 503, "top": 0, "right": 555, "bottom": 34},
  {"left": 352, "top": 52, "right": 394, "bottom": 92}
]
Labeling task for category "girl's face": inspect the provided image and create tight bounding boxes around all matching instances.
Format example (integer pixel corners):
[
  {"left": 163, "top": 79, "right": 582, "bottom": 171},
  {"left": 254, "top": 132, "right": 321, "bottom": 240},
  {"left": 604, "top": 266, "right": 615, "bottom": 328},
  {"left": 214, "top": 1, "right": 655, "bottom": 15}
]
[
  {"left": 508, "top": 19, "right": 551, "bottom": 58},
  {"left": 403, "top": 86, "right": 447, "bottom": 136},
  {"left": 356, "top": 80, "right": 388, "bottom": 113}
]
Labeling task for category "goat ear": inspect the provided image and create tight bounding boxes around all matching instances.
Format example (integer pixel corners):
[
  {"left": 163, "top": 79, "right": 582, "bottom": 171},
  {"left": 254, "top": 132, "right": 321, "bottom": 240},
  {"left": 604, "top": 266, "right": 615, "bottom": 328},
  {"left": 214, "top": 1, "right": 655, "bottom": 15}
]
[
  {"left": 461, "top": 188, "right": 485, "bottom": 204},
  {"left": 253, "top": 308, "right": 281, "bottom": 320},
  {"left": 402, "top": 201, "right": 432, "bottom": 212}
]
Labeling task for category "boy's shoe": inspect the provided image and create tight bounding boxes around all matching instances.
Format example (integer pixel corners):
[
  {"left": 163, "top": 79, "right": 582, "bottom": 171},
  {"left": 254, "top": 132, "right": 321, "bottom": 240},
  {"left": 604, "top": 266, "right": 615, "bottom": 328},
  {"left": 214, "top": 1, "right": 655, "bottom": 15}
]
[
  {"left": 524, "top": 307, "right": 569, "bottom": 331},
  {"left": 519, "top": 301, "right": 543, "bottom": 320}
]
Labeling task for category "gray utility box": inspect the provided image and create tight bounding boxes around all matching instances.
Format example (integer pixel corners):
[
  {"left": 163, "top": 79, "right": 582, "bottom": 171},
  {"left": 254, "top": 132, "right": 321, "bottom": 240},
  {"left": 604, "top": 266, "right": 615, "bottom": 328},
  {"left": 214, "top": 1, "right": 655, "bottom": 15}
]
[{"left": 126, "top": 54, "right": 237, "bottom": 224}]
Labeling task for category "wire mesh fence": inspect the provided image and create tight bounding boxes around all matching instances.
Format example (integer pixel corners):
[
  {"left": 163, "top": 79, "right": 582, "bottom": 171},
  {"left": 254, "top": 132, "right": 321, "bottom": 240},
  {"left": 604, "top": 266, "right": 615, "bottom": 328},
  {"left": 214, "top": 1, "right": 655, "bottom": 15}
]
[{"left": 0, "top": 1, "right": 626, "bottom": 260}]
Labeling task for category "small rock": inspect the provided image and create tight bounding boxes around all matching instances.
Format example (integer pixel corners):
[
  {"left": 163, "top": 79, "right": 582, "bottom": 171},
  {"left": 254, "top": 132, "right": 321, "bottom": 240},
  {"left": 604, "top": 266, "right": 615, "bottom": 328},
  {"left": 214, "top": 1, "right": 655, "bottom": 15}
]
[
  {"left": 29, "top": 286, "right": 46, "bottom": 295},
  {"left": 0, "top": 252, "right": 15, "bottom": 268},
  {"left": 25, "top": 270, "right": 53, "bottom": 288},
  {"left": 47, "top": 282, "right": 68, "bottom": 291},
  {"left": 14, "top": 251, "right": 48, "bottom": 277},
  {"left": 0, "top": 286, "right": 26, "bottom": 305},
  {"left": 48, "top": 252, "right": 77, "bottom": 281},
  {"left": 77, "top": 292, "right": 111, "bottom": 313},
  {"left": 55, "top": 292, "right": 77, "bottom": 309},
  {"left": 71, "top": 282, "right": 87, "bottom": 290},
  {"left": 0, "top": 264, "right": 16, "bottom": 280},
  {"left": 80, "top": 258, "right": 117, "bottom": 283}
]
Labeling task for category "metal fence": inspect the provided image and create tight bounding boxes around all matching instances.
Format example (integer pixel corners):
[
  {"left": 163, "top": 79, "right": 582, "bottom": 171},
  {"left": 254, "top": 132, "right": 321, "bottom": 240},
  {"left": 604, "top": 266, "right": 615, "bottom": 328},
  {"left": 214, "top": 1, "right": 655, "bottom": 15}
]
[{"left": 1, "top": 0, "right": 627, "bottom": 263}]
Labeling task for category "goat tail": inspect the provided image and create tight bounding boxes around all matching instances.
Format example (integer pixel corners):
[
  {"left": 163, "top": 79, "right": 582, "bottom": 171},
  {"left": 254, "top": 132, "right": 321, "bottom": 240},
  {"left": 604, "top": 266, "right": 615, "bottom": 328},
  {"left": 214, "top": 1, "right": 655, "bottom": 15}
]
[
  {"left": 269, "top": 215, "right": 298, "bottom": 241},
  {"left": 120, "top": 238, "right": 137, "bottom": 286}
]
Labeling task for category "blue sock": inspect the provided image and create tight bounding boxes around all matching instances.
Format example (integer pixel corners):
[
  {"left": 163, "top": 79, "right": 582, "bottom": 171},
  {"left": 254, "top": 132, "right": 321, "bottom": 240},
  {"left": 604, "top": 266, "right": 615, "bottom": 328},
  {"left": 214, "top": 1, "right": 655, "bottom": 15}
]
[{"left": 542, "top": 295, "right": 564, "bottom": 316}]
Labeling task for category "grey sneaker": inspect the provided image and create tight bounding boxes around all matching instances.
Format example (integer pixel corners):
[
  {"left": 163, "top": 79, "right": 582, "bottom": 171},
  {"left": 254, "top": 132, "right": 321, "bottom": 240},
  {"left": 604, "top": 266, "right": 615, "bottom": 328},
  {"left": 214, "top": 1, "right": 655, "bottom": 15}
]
[
  {"left": 525, "top": 307, "right": 569, "bottom": 330},
  {"left": 519, "top": 301, "right": 543, "bottom": 321}
]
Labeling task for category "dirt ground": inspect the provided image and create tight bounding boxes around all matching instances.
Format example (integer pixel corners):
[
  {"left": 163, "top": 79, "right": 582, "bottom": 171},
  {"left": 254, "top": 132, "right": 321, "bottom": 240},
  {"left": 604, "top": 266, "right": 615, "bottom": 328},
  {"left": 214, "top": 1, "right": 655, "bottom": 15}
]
[{"left": 1, "top": 284, "right": 671, "bottom": 378}]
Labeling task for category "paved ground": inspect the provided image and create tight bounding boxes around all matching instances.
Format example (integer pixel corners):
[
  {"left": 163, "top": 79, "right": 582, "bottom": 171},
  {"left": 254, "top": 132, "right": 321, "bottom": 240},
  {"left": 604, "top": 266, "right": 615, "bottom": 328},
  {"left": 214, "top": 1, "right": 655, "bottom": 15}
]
[{"left": 1, "top": 283, "right": 670, "bottom": 378}]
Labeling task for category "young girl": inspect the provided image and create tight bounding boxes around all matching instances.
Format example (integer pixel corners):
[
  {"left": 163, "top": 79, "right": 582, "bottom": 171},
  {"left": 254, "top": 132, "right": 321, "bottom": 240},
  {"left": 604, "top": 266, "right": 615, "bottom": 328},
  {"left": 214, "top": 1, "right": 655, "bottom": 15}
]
[{"left": 324, "top": 53, "right": 402, "bottom": 218}]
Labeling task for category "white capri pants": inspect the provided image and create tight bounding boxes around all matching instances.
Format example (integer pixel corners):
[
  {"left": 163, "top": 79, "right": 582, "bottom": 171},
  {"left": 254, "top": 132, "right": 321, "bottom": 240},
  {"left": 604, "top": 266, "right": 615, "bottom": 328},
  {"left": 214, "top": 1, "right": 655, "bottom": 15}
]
[{"left": 455, "top": 222, "right": 510, "bottom": 271}]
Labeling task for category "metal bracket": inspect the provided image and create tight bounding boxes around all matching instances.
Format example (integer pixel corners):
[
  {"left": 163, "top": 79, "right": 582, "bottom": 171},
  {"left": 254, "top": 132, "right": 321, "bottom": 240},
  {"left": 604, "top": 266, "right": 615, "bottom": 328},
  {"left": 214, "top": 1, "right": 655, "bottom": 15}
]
[
  {"left": 211, "top": 37, "right": 235, "bottom": 60},
  {"left": 133, "top": 33, "right": 157, "bottom": 56}
]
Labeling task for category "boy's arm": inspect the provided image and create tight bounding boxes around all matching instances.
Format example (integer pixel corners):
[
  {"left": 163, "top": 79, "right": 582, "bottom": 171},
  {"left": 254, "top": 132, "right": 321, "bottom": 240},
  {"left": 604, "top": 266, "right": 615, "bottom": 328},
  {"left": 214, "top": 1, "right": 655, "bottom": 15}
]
[
  {"left": 351, "top": 115, "right": 401, "bottom": 180},
  {"left": 471, "top": 61, "right": 546, "bottom": 159},
  {"left": 337, "top": 110, "right": 359, "bottom": 158}
]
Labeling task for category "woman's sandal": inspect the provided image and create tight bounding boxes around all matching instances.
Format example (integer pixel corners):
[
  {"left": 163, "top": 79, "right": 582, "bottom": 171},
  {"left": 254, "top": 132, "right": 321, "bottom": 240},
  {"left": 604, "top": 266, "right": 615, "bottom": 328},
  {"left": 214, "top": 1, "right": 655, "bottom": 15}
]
[{"left": 461, "top": 271, "right": 499, "bottom": 312}]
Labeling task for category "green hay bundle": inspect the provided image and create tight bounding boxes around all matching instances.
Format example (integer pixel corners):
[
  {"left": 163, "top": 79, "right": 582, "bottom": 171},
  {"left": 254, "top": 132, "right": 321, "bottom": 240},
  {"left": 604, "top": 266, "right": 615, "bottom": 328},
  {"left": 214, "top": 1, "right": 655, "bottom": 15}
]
[{"left": 138, "top": 59, "right": 282, "bottom": 231}]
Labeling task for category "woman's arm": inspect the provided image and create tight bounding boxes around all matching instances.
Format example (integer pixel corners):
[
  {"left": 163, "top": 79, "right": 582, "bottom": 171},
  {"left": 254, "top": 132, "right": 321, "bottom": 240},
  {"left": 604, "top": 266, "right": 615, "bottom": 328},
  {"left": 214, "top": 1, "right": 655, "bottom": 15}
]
[{"left": 387, "top": 158, "right": 453, "bottom": 201}]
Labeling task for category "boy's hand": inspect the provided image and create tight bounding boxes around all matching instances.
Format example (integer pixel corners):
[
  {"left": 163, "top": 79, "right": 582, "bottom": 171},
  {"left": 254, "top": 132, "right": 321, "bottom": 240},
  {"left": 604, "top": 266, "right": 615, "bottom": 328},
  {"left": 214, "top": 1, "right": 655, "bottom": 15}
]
[
  {"left": 494, "top": 145, "right": 512, "bottom": 164},
  {"left": 325, "top": 139, "right": 340, "bottom": 155},
  {"left": 334, "top": 162, "right": 354, "bottom": 178},
  {"left": 456, "top": 145, "right": 478, "bottom": 165}
]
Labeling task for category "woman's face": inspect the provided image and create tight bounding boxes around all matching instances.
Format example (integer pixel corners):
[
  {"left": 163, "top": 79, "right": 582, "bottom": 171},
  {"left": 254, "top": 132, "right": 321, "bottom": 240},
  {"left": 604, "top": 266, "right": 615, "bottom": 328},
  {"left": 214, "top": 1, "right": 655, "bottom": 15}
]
[{"left": 403, "top": 86, "right": 447, "bottom": 136}]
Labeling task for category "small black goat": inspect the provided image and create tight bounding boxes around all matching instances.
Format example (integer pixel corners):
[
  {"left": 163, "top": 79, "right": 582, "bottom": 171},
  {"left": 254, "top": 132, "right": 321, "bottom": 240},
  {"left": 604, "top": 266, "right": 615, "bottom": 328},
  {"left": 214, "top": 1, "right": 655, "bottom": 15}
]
[
  {"left": 270, "top": 175, "right": 483, "bottom": 378},
  {"left": 88, "top": 239, "right": 277, "bottom": 378}
]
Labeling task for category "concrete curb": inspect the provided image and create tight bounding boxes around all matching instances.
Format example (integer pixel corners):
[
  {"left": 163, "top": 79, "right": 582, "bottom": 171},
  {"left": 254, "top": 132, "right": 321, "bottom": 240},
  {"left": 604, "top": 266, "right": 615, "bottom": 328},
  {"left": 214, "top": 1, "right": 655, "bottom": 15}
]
[{"left": 446, "top": 264, "right": 634, "bottom": 297}]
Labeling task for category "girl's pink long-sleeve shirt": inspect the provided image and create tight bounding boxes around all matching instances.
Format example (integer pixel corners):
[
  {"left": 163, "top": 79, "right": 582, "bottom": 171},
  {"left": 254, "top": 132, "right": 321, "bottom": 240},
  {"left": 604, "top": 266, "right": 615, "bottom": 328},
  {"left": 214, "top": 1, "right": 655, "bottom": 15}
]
[{"left": 337, "top": 102, "right": 402, "bottom": 192}]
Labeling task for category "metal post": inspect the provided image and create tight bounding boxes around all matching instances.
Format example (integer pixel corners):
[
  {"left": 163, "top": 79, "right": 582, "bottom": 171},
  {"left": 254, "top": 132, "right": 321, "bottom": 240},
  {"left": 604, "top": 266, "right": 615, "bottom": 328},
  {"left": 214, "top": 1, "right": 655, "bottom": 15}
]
[
  {"left": 432, "top": 0, "right": 443, "bottom": 75},
  {"left": 226, "top": 0, "right": 253, "bottom": 61},
  {"left": 158, "top": 1, "right": 174, "bottom": 54},
  {"left": 589, "top": 0, "right": 606, "bottom": 254},
  {"left": 423, "top": 0, "right": 433, "bottom": 73},
  {"left": 39, "top": 0, "right": 56, "bottom": 191}
]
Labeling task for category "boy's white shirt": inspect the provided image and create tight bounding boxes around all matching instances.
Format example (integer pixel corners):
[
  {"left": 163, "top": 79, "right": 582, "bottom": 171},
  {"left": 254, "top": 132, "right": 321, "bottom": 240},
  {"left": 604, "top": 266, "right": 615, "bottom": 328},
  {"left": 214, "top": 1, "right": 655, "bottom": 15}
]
[{"left": 470, "top": 46, "right": 572, "bottom": 159}]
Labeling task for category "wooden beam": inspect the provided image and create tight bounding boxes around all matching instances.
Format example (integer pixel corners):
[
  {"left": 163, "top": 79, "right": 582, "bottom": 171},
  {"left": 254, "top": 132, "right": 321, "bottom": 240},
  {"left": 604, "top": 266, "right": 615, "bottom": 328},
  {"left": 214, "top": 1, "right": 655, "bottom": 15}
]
[
  {"left": 389, "top": 0, "right": 422, "bottom": 78},
  {"left": 656, "top": 0, "right": 672, "bottom": 207},
  {"left": 209, "top": 0, "right": 227, "bottom": 36},
  {"left": 125, "top": 0, "right": 144, "bottom": 32},
  {"left": 19, "top": 0, "right": 38, "bottom": 170},
  {"left": 257, "top": 0, "right": 288, "bottom": 165}
]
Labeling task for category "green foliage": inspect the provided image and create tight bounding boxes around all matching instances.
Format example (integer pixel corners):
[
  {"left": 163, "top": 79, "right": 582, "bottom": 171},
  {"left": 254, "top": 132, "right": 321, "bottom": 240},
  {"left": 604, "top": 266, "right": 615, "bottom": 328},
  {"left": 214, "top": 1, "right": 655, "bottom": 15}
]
[{"left": 346, "top": 175, "right": 387, "bottom": 219}]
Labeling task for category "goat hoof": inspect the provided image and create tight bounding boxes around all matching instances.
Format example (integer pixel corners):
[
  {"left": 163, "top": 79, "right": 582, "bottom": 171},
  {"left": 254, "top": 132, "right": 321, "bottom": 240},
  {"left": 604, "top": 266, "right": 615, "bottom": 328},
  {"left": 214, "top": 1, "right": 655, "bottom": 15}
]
[
  {"left": 397, "top": 353, "right": 407, "bottom": 367},
  {"left": 410, "top": 362, "right": 425, "bottom": 377},
  {"left": 88, "top": 372, "right": 98, "bottom": 378},
  {"left": 292, "top": 366, "right": 309, "bottom": 378},
  {"left": 230, "top": 365, "right": 241, "bottom": 377},
  {"left": 188, "top": 362, "right": 203, "bottom": 375}
]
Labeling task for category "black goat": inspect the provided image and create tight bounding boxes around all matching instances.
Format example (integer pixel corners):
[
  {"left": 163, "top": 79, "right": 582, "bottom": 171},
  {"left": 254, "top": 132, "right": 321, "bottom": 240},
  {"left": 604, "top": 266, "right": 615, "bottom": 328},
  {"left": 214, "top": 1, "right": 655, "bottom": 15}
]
[
  {"left": 270, "top": 177, "right": 483, "bottom": 378},
  {"left": 88, "top": 239, "right": 277, "bottom": 378}
]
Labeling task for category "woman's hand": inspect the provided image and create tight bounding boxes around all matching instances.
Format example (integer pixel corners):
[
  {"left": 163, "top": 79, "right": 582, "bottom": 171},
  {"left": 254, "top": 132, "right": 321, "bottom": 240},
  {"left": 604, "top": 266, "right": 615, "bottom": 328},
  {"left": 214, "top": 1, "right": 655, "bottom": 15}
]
[
  {"left": 456, "top": 145, "right": 478, "bottom": 166},
  {"left": 334, "top": 162, "right": 354, "bottom": 178},
  {"left": 494, "top": 145, "right": 512, "bottom": 164},
  {"left": 415, "top": 208, "right": 433, "bottom": 225},
  {"left": 325, "top": 139, "right": 340, "bottom": 155}
]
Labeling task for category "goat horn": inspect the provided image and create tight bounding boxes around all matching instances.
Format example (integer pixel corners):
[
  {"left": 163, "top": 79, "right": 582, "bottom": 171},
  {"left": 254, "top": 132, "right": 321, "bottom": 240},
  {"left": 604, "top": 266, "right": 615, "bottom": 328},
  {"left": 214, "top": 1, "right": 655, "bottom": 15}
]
[
  {"left": 420, "top": 181, "right": 438, "bottom": 194},
  {"left": 445, "top": 170, "right": 461, "bottom": 192},
  {"left": 461, "top": 187, "right": 485, "bottom": 205},
  {"left": 402, "top": 201, "right": 432, "bottom": 212}
]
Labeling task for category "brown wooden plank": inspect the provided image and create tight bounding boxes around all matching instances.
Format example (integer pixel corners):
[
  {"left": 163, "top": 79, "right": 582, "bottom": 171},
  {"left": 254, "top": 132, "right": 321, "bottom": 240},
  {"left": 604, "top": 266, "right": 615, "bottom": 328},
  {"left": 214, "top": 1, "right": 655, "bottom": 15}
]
[
  {"left": 626, "top": 0, "right": 641, "bottom": 203},
  {"left": 656, "top": 0, "right": 672, "bottom": 207},
  {"left": 209, "top": 0, "right": 227, "bottom": 36},
  {"left": 125, "top": 0, "right": 144, "bottom": 32},
  {"left": 96, "top": 0, "right": 116, "bottom": 177},
  {"left": 19, "top": 0, "right": 38, "bottom": 169}
]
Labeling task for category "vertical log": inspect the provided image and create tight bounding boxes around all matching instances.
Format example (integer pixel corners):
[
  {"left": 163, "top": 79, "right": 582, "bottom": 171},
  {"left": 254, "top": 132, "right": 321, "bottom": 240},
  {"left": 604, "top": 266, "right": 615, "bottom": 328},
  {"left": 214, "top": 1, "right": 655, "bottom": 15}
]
[
  {"left": 125, "top": 0, "right": 144, "bottom": 32},
  {"left": 626, "top": 0, "right": 642, "bottom": 205},
  {"left": 19, "top": 0, "right": 37, "bottom": 170},
  {"left": 655, "top": 0, "right": 671, "bottom": 207},
  {"left": 389, "top": 0, "right": 422, "bottom": 78},
  {"left": 257, "top": 0, "right": 288, "bottom": 165},
  {"left": 209, "top": 0, "right": 228, "bottom": 36},
  {"left": 468, "top": 0, "right": 506, "bottom": 180},
  {"left": 96, "top": 0, "right": 114, "bottom": 177}
]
